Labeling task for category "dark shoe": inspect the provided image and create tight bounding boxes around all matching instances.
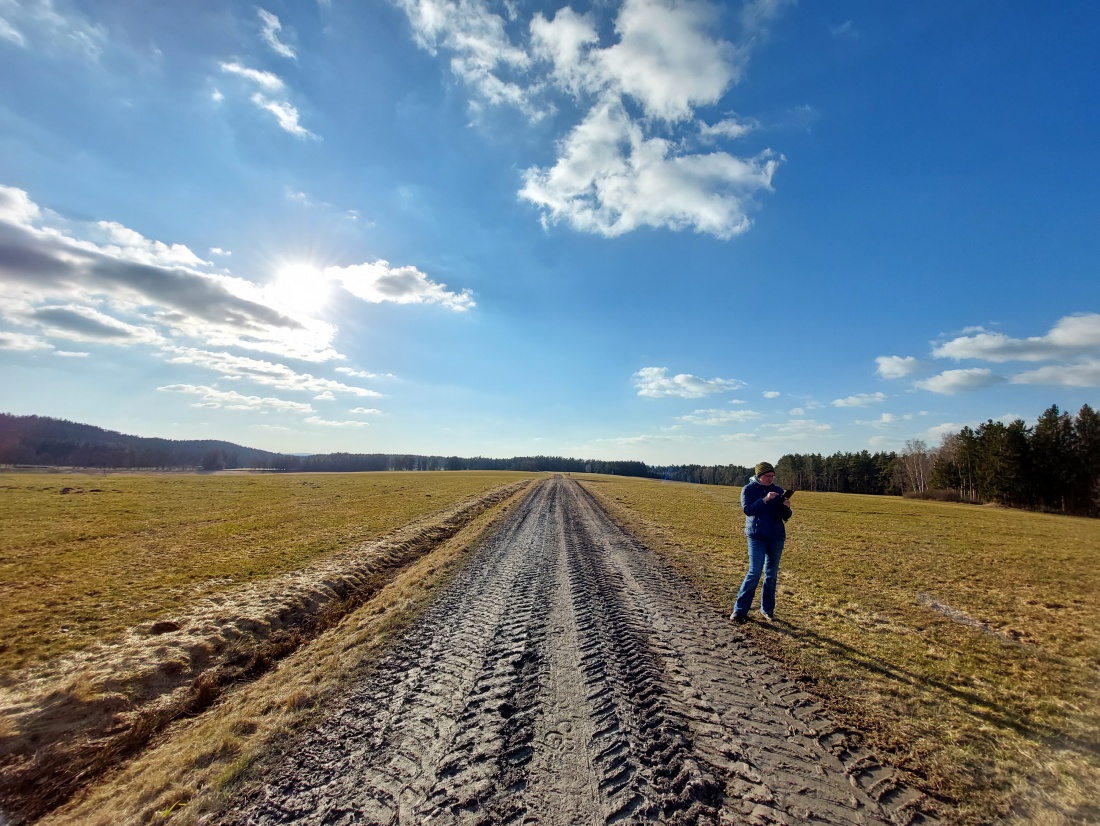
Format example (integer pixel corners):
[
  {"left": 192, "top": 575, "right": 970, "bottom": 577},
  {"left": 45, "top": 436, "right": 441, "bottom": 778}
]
[{"left": 730, "top": 612, "right": 748, "bottom": 624}]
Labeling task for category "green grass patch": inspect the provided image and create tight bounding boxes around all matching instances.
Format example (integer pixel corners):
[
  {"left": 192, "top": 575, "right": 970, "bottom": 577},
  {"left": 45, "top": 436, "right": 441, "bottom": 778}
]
[
  {"left": 578, "top": 475, "right": 1100, "bottom": 825},
  {"left": 0, "top": 470, "right": 534, "bottom": 675}
]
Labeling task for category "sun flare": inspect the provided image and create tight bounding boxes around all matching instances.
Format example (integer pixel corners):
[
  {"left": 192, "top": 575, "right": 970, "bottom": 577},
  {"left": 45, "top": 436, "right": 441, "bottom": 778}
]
[{"left": 269, "top": 262, "right": 331, "bottom": 316}]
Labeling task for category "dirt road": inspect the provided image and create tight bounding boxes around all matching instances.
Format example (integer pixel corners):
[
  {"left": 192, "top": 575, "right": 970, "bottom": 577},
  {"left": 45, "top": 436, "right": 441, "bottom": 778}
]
[{"left": 226, "top": 477, "right": 934, "bottom": 825}]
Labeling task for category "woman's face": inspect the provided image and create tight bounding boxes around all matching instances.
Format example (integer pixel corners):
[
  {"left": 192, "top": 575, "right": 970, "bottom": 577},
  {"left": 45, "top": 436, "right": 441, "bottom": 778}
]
[{"left": 759, "top": 471, "right": 776, "bottom": 484}]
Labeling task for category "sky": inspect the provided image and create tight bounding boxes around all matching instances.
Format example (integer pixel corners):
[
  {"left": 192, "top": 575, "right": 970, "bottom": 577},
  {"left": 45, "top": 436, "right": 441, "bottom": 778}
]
[{"left": 1, "top": 0, "right": 1098, "bottom": 467}]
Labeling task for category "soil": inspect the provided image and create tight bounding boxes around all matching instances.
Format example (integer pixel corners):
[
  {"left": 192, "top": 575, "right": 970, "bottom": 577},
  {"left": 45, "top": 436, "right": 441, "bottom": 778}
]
[{"left": 224, "top": 477, "right": 936, "bottom": 825}]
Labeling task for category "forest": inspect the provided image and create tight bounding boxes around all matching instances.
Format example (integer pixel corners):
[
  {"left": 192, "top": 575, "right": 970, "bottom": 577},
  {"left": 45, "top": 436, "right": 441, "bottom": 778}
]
[{"left": 3, "top": 404, "right": 1097, "bottom": 517}]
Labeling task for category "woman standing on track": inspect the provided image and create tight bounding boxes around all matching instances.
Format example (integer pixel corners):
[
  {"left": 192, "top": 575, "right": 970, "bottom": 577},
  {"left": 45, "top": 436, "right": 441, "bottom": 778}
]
[{"left": 731, "top": 461, "right": 792, "bottom": 624}]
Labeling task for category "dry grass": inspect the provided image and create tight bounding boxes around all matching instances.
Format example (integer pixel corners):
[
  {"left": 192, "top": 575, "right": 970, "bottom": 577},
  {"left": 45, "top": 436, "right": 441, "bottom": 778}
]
[
  {"left": 577, "top": 474, "right": 1100, "bottom": 826},
  {"left": 39, "top": 479, "right": 533, "bottom": 826},
  {"left": 0, "top": 470, "right": 537, "bottom": 823},
  {"left": 0, "top": 470, "right": 532, "bottom": 674}
]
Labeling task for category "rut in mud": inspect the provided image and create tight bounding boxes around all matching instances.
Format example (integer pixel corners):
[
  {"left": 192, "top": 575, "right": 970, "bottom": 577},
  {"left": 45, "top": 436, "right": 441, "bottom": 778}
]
[{"left": 226, "top": 477, "right": 936, "bottom": 825}]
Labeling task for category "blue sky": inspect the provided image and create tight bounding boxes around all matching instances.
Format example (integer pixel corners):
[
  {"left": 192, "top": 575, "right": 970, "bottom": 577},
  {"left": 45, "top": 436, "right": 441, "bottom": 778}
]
[{"left": 1, "top": 0, "right": 1098, "bottom": 466}]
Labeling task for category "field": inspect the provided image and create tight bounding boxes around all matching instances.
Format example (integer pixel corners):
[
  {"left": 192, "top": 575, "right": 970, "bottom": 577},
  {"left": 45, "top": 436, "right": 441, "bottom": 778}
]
[
  {"left": 2, "top": 470, "right": 1098, "bottom": 825},
  {"left": 0, "top": 470, "right": 537, "bottom": 824},
  {"left": 0, "top": 470, "right": 534, "bottom": 674},
  {"left": 578, "top": 475, "right": 1100, "bottom": 825}
]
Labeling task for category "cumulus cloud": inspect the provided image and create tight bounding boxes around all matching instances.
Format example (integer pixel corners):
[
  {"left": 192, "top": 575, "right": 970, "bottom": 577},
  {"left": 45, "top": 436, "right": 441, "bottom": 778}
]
[
  {"left": 762, "top": 390, "right": 780, "bottom": 398},
  {"left": 933, "top": 314, "right": 1100, "bottom": 363},
  {"left": 349, "top": 407, "right": 382, "bottom": 415},
  {"left": 633, "top": 366, "right": 744, "bottom": 398},
  {"left": 328, "top": 261, "right": 475, "bottom": 312},
  {"left": 520, "top": 95, "right": 779, "bottom": 238},
  {"left": 833, "top": 391, "right": 885, "bottom": 408},
  {"left": 1011, "top": 359, "right": 1100, "bottom": 388},
  {"left": 925, "top": 314, "right": 1100, "bottom": 388},
  {"left": 914, "top": 368, "right": 1006, "bottom": 395},
  {"left": 258, "top": 9, "right": 296, "bottom": 59},
  {"left": 875, "top": 355, "right": 918, "bottom": 379},
  {"left": 158, "top": 384, "right": 315, "bottom": 413},
  {"left": 397, "top": 0, "right": 788, "bottom": 238}
]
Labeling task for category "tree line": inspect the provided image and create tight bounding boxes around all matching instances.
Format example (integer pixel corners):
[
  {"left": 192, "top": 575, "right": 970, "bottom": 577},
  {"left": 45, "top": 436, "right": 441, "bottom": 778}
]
[{"left": 927, "top": 404, "right": 1099, "bottom": 517}]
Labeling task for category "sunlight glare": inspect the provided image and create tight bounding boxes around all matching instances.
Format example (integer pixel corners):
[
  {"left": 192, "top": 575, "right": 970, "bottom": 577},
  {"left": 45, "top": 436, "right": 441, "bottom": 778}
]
[{"left": 269, "top": 262, "right": 331, "bottom": 316}]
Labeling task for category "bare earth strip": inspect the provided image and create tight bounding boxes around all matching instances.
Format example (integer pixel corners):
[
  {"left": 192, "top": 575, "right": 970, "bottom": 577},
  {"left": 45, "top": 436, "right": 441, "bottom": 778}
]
[{"left": 225, "top": 477, "right": 938, "bottom": 825}]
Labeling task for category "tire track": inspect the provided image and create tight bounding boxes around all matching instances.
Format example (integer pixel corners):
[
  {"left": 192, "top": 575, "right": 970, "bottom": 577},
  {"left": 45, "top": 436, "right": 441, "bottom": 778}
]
[{"left": 224, "top": 478, "right": 937, "bottom": 825}]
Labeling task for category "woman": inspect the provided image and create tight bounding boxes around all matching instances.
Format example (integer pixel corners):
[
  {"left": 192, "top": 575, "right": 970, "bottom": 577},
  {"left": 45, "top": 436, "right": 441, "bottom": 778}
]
[{"left": 731, "top": 461, "right": 792, "bottom": 623}]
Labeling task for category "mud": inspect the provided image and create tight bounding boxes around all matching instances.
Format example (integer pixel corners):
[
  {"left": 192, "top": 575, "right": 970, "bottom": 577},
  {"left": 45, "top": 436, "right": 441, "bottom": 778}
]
[{"left": 226, "top": 478, "right": 936, "bottom": 824}]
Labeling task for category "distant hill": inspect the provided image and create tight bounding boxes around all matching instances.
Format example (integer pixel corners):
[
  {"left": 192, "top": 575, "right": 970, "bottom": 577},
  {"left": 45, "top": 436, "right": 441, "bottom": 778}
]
[
  {"left": 0, "top": 413, "right": 660, "bottom": 478},
  {"left": 0, "top": 413, "right": 281, "bottom": 470}
]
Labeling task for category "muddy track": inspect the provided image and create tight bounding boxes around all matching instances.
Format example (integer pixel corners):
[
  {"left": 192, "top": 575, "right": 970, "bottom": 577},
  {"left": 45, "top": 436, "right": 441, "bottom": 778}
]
[{"left": 225, "top": 477, "right": 936, "bottom": 825}]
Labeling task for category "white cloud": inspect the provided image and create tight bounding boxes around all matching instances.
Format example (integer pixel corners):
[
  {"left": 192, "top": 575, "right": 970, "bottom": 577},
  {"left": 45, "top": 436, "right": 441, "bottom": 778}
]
[
  {"left": 632, "top": 366, "right": 744, "bottom": 398},
  {"left": 336, "top": 366, "right": 392, "bottom": 379},
  {"left": 314, "top": 390, "right": 336, "bottom": 400},
  {"left": 258, "top": 9, "right": 296, "bottom": 59},
  {"left": 740, "top": 0, "right": 796, "bottom": 36},
  {"left": 210, "top": 247, "right": 231, "bottom": 256},
  {"left": 1011, "top": 359, "right": 1100, "bottom": 388},
  {"left": 762, "top": 390, "right": 780, "bottom": 398},
  {"left": 0, "top": 0, "right": 104, "bottom": 57},
  {"left": 0, "top": 330, "right": 51, "bottom": 351},
  {"left": 250, "top": 93, "right": 316, "bottom": 139},
  {"left": 95, "top": 221, "right": 211, "bottom": 267},
  {"left": 394, "top": 0, "right": 536, "bottom": 116},
  {"left": 158, "top": 384, "right": 315, "bottom": 413},
  {"left": 932, "top": 314, "right": 1100, "bottom": 363},
  {"left": 914, "top": 368, "right": 1006, "bottom": 395},
  {"left": 398, "top": 0, "right": 788, "bottom": 239},
  {"left": 678, "top": 408, "right": 761, "bottom": 425},
  {"left": 349, "top": 407, "right": 382, "bottom": 415},
  {"left": 875, "top": 355, "right": 918, "bottom": 379},
  {"left": 520, "top": 95, "right": 779, "bottom": 239},
  {"left": 0, "top": 185, "right": 462, "bottom": 368},
  {"left": 164, "top": 348, "right": 383, "bottom": 397},
  {"left": 305, "top": 416, "right": 371, "bottom": 427},
  {"left": 0, "top": 186, "right": 338, "bottom": 360},
  {"left": 328, "top": 260, "right": 475, "bottom": 312},
  {"left": 0, "top": 16, "right": 26, "bottom": 46},
  {"left": 220, "top": 61, "right": 285, "bottom": 91},
  {"left": 833, "top": 391, "right": 885, "bottom": 408},
  {"left": 698, "top": 115, "right": 756, "bottom": 141},
  {"left": 597, "top": 0, "right": 740, "bottom": 123}
]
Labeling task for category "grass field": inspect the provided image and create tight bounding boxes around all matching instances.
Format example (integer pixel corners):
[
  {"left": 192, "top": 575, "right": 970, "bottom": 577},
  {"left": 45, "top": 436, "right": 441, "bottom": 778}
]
[
  {"left": 578, "top": 475, "right": 1100, "bottom": 826},
  {"left": 0, "top": 470, "right": 535, "bottom": 676}
]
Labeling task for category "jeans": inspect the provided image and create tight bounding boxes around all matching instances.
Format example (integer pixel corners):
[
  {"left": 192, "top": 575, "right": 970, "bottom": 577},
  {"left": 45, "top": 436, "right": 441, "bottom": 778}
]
[{"left": 734, "top": 535, "right": 784, "bottom": 617}]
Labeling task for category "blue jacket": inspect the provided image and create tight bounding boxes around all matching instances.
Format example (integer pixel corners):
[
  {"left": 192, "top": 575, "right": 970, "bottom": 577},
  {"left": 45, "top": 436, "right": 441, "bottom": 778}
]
[{"left": 742, "top": 476, "right": 792, "bottom": 540}]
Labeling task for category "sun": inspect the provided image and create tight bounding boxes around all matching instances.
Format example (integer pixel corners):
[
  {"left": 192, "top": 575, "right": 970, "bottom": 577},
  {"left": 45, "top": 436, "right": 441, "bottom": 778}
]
[{"left": 268, "top": 262, "right": 332, "bottom": 316}]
